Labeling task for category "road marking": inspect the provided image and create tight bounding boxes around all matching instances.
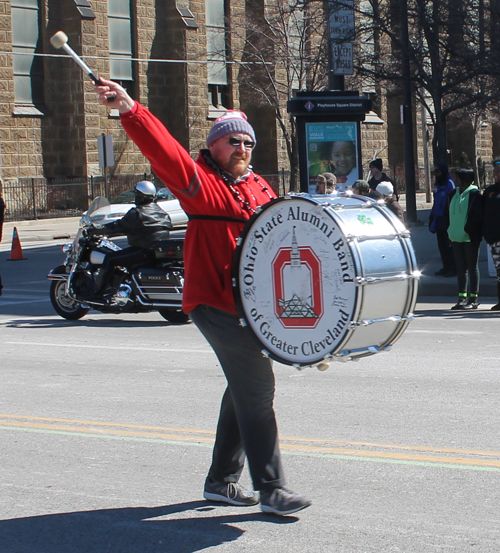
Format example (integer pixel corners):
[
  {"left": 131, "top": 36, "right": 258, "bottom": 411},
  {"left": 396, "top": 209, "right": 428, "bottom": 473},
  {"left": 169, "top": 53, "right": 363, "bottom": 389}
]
[
  {"left": 406, "top": 329, "right": 484, "bottom": 335},
  {"left": 1, "top": 414, "right": 499, "bottom": 472},
  {"left": 0, "top": 299, "right": 49, "bottom": 306},
  {"left": 2, "top": 342, "right": 213, "bottom": 354}
]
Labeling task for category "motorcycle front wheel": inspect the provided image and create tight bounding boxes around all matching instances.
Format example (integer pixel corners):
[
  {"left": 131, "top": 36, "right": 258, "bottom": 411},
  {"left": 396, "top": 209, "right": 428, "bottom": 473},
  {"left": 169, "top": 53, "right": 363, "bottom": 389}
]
[
  {"left": 158, "top": 308, "right": 190, "bottom": 324},
  {"left": 50, "top": 280, "right": 90, "bottom": 320}
]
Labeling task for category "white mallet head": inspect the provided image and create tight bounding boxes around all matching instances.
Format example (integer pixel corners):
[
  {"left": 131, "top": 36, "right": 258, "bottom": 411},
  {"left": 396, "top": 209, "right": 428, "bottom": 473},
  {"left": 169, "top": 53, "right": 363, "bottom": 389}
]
[{"left": 50, "top": 31, "right": 68, "bottom": 49}]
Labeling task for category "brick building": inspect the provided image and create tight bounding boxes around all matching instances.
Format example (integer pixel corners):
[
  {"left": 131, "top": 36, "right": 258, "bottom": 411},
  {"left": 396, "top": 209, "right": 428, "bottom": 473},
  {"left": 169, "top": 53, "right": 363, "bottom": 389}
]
[{"left": 0, "top": 0, "right": 495, "bottom": 204}]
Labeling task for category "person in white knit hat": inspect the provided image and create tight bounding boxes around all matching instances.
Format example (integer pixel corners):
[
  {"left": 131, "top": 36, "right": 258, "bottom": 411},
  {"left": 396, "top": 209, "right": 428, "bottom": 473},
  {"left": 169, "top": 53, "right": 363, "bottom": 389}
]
[{"left": 377, "top": 181, "right": 405, "bottom": 224}]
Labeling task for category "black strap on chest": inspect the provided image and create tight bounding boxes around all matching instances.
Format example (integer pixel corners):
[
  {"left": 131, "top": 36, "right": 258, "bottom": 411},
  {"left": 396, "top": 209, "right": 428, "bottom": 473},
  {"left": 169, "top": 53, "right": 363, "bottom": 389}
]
[{"left": 186, "top": 213, "right": 248, "bottom": 224}]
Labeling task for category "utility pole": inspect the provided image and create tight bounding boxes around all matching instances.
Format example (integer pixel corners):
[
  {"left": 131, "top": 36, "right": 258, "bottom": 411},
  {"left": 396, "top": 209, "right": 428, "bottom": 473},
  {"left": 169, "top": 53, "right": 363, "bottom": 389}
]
[{"left": 400, "top": 0, "right": 417, "bottom": 223}]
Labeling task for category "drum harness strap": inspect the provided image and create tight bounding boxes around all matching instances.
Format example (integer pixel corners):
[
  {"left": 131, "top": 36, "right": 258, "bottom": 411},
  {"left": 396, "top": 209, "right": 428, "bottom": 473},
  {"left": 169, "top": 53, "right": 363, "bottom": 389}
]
[{"left": 186, "top": 213, "right": 248, "bottom": 224}]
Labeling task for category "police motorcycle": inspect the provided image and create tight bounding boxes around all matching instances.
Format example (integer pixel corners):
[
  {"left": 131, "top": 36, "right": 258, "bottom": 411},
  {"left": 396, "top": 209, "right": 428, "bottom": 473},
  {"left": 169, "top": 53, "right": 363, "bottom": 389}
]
[{"left": 47, "top": 196, "right": 188, "bottom": 324}]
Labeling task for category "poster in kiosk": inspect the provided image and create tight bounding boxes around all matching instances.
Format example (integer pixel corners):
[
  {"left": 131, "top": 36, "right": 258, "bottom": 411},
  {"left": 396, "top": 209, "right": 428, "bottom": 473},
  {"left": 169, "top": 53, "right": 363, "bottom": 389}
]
[{"left": 287, "top": 91, "right": 371, "bottom": 193}]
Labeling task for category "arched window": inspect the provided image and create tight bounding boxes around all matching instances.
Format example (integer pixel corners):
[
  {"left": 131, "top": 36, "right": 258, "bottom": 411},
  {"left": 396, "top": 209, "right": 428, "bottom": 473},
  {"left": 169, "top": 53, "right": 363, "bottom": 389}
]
[
  {"left": 206, "top": 0, "right": 229, "bottom": 114},
  {"left": 108, "top": 0, "right": 134, "bottom": 97},
  {"left": 11, "top": 0, "right": 44, "bottom": 105}
]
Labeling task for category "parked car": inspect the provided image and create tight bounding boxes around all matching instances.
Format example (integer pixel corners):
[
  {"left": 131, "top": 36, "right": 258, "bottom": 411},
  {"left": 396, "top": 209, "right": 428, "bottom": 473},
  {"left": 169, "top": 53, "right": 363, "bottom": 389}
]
[{"left": 87, "top": 187, "right": 188, "bottom": 228}]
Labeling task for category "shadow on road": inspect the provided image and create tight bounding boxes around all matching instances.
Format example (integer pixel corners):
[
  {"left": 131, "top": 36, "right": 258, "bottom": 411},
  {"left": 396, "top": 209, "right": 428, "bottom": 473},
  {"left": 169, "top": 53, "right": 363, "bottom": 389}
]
[
  {"left": 1, "top": 318, "right": 189, "bottom": 329},
  {"left": 0, "top": 501, "right": 297, "bottom": 553},
  {"left": 414, "top": 306, "right": 500, "bottom": 319}
]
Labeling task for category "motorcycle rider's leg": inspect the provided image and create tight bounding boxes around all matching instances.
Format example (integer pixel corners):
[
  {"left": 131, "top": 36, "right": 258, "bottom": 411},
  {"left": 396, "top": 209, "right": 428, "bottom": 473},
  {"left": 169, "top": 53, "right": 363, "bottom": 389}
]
[{"left": 95, "top": 247, "right": 148, "bottom": 294}]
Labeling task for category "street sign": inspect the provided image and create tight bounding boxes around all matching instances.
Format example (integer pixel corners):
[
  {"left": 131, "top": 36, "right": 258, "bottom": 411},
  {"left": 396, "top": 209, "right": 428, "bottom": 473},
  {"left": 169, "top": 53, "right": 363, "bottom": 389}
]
[
  {"left": 328, "top": 0, "right": 355, "bottom": 75},
  {"left": 332, "top": 43, "right": 353, "bottom": 75},
  {"left": 97, "top": 134, "right": 114, "bottom": 168},
  {"left": 328, "top": 0, "right": 355, "bottom": 41}
]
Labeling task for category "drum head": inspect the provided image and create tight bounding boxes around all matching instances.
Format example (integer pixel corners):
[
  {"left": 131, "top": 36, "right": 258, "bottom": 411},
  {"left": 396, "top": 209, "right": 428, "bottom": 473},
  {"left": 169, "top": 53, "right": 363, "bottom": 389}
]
[{"left": 233, "top": 196, "right": 358, "bottom": 367}]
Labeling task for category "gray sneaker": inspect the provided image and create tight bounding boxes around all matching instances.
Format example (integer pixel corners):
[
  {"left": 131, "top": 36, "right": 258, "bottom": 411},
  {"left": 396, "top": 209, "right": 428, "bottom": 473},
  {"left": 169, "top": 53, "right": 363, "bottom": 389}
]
[
  {"left": 203, "top": 479, "right": 259, "bottom": 506},
  {"left": 260, "top": 488, "right": 311, "bottom": 515}
]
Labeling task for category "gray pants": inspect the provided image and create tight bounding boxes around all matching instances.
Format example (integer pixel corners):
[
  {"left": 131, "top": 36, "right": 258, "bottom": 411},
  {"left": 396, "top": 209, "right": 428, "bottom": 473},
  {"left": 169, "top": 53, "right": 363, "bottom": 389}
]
[{"left": 189, "top": 304, "right": 285, "bottom": 492}]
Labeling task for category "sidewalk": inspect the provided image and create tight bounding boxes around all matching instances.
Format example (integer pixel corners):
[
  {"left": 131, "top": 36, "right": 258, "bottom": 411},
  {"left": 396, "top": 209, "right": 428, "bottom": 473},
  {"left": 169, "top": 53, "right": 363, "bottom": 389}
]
[
  {"left": 1, "top": 193, "right": 496, "bottom": 298},
  {"left": 3, "top": 216, "right": 80, "bottom": 242}
]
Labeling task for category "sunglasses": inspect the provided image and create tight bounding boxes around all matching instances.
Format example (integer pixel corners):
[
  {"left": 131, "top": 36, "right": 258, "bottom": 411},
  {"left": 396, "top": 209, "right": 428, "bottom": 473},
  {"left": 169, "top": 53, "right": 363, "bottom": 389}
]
[{"left": 228, "top": 137, "right": 255, "bottom": 149}]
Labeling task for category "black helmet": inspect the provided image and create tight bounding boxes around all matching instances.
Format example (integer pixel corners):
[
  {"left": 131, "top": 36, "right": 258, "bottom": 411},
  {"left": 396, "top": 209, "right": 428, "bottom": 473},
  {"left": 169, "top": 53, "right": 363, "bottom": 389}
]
[{"left": 134, "top": 181, "right": 156, "bottom": 205}]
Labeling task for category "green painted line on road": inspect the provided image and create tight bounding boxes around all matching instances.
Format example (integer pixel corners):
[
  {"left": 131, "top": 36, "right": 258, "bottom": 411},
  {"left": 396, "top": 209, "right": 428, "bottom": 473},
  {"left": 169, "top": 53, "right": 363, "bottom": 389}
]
[{"left": 2, "top": 424, "right": 500, "bottom": 473}]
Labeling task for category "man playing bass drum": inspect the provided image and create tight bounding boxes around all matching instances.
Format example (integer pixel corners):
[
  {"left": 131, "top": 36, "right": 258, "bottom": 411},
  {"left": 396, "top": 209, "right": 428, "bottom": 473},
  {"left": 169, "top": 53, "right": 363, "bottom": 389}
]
[{"left": 92, "top": 78, "right": 311, "bottom": 516}]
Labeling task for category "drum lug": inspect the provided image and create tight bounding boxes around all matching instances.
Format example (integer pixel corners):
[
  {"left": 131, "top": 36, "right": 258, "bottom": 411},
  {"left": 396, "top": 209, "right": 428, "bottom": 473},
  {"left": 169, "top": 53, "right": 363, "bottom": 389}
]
[{"left": 349, "top": 314, "right": 414, "bottom": 328}]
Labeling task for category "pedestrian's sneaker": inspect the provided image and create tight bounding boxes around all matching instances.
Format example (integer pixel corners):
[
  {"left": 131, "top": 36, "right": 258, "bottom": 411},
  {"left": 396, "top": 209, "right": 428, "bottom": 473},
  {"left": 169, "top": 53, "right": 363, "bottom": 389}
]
[
  {"left": 464, "top": 296, "right": 479, "bottom": 310},
  {"left": 203, "top": 479, "right": 259, "bottom": 506},
  {"left": 451, "top": 297, "right": 468, "bottom": 310},
  {"left": 260, "top": 488, "right": 311, "bottom": 516}
]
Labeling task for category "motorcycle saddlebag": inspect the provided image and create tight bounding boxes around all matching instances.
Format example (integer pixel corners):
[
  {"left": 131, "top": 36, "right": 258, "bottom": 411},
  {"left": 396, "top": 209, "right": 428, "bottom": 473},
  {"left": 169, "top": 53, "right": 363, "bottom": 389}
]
[
  {"left": 153, "top": 239, "right": 184, "bottom": 260},
  {"left": 133, "top": 267, "right": 183, "bottom": 302}
]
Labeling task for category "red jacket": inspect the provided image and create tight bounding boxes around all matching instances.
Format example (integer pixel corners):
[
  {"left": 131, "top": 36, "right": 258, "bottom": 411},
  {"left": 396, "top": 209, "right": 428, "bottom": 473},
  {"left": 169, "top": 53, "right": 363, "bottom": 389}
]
[{"left": 121, "top": 102, "right": 277, "bottom": 314}]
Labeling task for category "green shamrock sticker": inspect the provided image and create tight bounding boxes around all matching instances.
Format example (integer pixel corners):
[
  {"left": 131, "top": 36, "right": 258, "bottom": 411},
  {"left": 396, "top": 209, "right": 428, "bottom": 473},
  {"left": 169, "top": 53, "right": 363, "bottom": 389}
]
[{"left": 357, "top": 214, "right": 374, "bottom": 225}]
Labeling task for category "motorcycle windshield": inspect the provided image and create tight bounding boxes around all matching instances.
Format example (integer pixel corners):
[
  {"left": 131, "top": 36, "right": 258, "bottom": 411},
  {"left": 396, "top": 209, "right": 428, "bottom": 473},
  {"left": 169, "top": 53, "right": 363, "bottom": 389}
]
[
  {"left": 73, "top": 197, "right": 111, "bottom": 250},
  {"left": 88, "top": 196, "right": 110, "bottom": 215}
]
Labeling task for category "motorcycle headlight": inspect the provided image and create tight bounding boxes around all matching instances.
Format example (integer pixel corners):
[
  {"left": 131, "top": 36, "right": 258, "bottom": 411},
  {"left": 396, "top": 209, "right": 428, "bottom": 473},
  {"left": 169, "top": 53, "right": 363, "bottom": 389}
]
[{"left": 62, "top": 243, "right": 72, "bottom": 254}]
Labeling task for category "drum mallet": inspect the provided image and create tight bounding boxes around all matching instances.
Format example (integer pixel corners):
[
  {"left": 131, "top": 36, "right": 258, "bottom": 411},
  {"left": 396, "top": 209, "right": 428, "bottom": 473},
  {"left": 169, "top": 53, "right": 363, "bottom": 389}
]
[{"left": 50, "top": 30, "right": 104, "bottom": 85}]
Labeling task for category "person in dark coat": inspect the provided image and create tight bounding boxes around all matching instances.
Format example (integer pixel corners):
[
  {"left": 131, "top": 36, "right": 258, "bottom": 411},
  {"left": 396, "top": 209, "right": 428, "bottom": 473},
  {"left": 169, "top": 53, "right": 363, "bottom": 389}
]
[
  {"left": 0, "top": 192, "right": 5, "bottom": 296},
  {"left": 482, "top": 159, "right": 500, "bottom": 310},
  {"left": 429, "top": 163, "right": 457, "bottom": 277},
  {"left": 89, "top": 180, "right": 172, "bottom": 296},
  {"left": 0, "top": 192, "right": 5, "bottom": 243},
  {"left": 368, "top": 158, "right": 398, "bottom": 200}
]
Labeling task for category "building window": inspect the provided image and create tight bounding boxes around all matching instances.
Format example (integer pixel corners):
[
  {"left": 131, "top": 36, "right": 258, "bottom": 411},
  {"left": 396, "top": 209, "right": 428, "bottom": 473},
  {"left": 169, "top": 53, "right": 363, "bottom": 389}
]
[
  {"left": 208, "top": 84, "right": 229, "bottom": 109},
  {"left": 11, "top": 0, "right": 44, "bottom": 105},
  {"left": 108, "top": 0, "right": 134, "bottom": 97},
  {"left": 206, "top": 0, "right": 229, "bottom": 113}
]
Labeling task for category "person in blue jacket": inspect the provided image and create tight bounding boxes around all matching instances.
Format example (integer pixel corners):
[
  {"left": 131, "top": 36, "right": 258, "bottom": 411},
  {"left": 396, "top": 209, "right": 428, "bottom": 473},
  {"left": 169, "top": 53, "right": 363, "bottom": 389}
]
[{"left": 429, "top": 164, "right": 456, "bottom": 277}]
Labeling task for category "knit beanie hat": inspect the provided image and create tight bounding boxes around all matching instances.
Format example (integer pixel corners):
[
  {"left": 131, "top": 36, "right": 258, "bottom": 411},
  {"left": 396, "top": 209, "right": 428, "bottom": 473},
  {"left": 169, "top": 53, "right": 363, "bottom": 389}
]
[
  {"left": 206, "top": 110, "right": 256, "bottom": 147},
  {"left": 369, "top": 158, "right": 383, "bottom": 171},
  {"left": 376, "top": 181, "right": 394, "bottom": 196}
]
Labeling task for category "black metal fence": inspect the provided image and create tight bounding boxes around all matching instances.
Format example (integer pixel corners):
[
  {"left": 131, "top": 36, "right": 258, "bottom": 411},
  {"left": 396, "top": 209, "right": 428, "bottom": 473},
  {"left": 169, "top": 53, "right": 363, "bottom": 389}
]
[{"left": 2, "top": 171, "right": 290, "bottom": 222}]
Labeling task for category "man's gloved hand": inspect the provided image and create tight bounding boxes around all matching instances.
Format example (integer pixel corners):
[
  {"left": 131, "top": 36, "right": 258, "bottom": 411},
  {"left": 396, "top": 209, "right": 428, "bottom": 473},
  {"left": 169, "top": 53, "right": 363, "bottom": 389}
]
[{"left": 85, "top": 226, "right": 103, "bottom": 238}]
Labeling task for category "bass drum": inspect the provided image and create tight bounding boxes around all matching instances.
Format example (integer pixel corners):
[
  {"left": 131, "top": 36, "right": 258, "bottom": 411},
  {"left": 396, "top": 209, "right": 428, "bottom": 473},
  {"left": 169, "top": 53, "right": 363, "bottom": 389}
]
[{"left": 233, "top": 193, "right": 419, "bottom": 367}]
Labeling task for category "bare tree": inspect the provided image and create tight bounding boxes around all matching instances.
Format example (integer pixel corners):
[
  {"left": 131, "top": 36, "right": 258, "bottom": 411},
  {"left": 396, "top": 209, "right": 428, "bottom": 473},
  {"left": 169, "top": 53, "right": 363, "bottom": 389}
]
[
  {"left": 354, "top": 0, "right": 500, "bottom": 166},
  {"left": 229, "top": 0, "right": 329, "bottom": 191}
]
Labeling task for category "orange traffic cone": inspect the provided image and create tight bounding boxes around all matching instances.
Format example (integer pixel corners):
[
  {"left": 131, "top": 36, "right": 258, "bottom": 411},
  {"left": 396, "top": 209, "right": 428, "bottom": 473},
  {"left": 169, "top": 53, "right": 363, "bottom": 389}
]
[{"left": 8, "top": 227, "right": 27, "bottom": 261}]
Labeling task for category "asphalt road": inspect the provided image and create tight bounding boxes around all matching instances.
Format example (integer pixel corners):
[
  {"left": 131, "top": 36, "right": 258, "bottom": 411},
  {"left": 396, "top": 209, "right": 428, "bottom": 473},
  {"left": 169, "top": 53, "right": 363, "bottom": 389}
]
[{"left": 1, "top": 244, "right": 500, "bottom": 552}]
